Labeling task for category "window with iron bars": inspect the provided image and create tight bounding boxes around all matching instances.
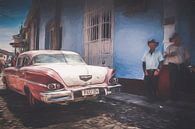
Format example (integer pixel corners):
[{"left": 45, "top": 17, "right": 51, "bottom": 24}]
[{"left": 85, "top": 9, "right": 112, "bottom": 42}]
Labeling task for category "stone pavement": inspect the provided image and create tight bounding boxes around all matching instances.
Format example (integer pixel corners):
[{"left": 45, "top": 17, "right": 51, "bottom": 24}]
[
  {"left": 106, "top": 92, "right": 195, "bottom": 114},
  {"left": 0, "top": 75, "right": 4, "bottom": 87}
]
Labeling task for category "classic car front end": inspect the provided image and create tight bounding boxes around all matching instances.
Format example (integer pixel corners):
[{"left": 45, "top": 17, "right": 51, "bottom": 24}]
[{"left": 3, "top": 50, "right": 121, "bottom": 106}]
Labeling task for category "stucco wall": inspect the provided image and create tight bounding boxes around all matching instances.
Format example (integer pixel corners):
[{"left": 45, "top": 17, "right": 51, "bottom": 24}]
[
  {"left": 36, "top": 0, "right": 194, "bottom": 80},
  {"left": 60, "top": 0, "right": 84, "bottom": 56},
  {"left": 38, "top": 0, "right": 84, "bottom": 56},
  {"left": 113, "top": 0, "right": 164, "bottom": 80},
  {"left": 38, "top": 0, "right": 56, "bottom": 49}
]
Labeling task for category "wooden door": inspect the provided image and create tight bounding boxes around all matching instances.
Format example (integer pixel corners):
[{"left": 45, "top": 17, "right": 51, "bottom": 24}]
[{"left": 84, "top": 0, "right": 113, "bottom": 67}]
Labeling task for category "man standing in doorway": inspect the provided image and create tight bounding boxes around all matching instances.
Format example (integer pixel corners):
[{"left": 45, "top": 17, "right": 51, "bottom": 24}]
[
  {"left": 164, "top": 33, "right": 190, "bottom": 100},
  {"left": 142, "top": 39, "right": 164, "bottom": 101}
]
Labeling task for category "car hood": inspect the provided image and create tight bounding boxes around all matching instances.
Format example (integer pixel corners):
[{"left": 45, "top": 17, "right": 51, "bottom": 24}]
[{"left": 38, "top": 64, "right": 108, "bottom": 87}]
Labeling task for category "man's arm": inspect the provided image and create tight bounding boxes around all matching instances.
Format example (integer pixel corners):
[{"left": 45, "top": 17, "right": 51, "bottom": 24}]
[
  {"left": 158, "top": 51, "right": 164, "bottom": 71},
  {"left": 158, "top": 61, "right": 163, "bottom": 71},
  {"left": 142, "top": 62, "right": 146, "bottom": 72},
  {"left": 164, "top": 45, "right": 176, "bottom": 57},
  {"left": 142, "top": 62, "right": 148, "bottom": 76}
]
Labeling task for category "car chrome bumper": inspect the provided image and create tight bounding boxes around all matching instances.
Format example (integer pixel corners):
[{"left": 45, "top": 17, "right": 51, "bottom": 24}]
[{"left": 40, "top": 84, "right": 121, "bottom": 104}]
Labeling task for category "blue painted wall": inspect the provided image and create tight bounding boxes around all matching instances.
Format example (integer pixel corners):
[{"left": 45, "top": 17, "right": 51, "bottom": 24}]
[
  {"left": 38, "top": 0, "right": 164, "bottom": 80},
  {"left": 38, "top": 0, "right": 84, "bottom": 56},
  {"left": 60, "top": 0, "right": 84, "bottom": 56},
  {"left": 39, "top": 0, "right": 56, "bottom": 49},
  {"left": 37, "top": 0, "right": 195, "bottom": 80},
  {"left": 113, "top": 0, "right": 164, "bottom": 80}
]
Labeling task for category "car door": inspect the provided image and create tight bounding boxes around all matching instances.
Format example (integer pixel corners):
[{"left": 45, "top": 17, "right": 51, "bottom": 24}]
[
  {"left": 16, "top": 55, "right": 30, "bottom": 93},
  {"left": 5, "top": 66, "right": 18, "bottom": 90},
  {"left": 6, "top": 56, "right": 23, "bottom": 91}
]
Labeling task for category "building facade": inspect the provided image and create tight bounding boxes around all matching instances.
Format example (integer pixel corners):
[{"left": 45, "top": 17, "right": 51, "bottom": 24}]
[{"left": 24, "top": 0, "right": 195, "bottom": 81}]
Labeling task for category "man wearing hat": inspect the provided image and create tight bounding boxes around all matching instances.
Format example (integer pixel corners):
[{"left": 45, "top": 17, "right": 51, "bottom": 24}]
[
  {"left": 142, "top": 39, "right": 164, "bottom": 101},
  {"left": 164, "top": 33, "right": 190, "bottom": 100}
]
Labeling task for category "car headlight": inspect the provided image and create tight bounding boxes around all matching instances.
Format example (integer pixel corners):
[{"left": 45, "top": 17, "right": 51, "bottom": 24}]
[{"left": 47, "top": 83, "right": 63, "bottom": 90}]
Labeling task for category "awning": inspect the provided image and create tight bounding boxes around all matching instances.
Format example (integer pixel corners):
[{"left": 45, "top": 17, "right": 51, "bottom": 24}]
[
  {"left": 0, "top": 49, "right": 13, "bottom": 56},
  {"left": 9, "top": 42, "right": 25, "bottom": 48}
]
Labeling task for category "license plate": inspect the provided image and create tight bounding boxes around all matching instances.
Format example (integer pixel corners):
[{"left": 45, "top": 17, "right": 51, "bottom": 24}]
[{"left": 82, "top": 89, "right": 99, "bottom": 96}]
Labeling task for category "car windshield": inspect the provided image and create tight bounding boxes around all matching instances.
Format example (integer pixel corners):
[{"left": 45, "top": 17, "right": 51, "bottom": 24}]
[{"left": 32, "top": 54, "right": 86, "bottom": 64}]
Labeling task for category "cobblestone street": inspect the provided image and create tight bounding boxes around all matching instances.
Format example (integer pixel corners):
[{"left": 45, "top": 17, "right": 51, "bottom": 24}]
[
  {"left": 0, "top": 81, "right": 195, "bottom": 129},
  {"left": 0, "top": 0, "right": 195, "bottom": 129}
]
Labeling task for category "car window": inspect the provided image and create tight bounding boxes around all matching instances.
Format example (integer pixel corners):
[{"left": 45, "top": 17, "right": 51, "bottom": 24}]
[
  {"left": 33, "top": 54, "right": 66, "bottom": 64},
  {"left": 32, "top": 53, "right": 86, "bottom": 65},
  {"left": 23, "top": 56, "right": 30, "bottom": 66},
  {"left": 64, "top": 54, "right": 85, "bottom": 64},
  {"left": 16, "top": 57, "right": 23, "bottom": 68}
]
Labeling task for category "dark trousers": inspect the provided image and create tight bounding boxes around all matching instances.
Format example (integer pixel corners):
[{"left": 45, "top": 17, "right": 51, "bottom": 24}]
[
  {"left": 144, "top": 70, "right": 158, "bottom": 100},
  {"left": 168, "top": 63, "right": 186, "bottom": 99}
]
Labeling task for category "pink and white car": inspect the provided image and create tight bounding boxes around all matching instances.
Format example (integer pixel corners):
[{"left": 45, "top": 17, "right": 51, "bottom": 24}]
[{"left": 3, "top": 50, "right": 121, "bottom": 106}]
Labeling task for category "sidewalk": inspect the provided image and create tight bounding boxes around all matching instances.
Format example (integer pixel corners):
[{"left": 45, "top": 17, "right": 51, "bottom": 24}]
[{"left": 106, "top": 92, "right": 195, "bottom": 114}]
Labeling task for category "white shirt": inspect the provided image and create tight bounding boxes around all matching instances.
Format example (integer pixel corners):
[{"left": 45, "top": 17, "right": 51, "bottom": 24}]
[
  {"left": 142, "top": 50, "right": 164, "bottom": 70},
  {"left": 164, "top": 45, "right": 190, "bottom": 65}
]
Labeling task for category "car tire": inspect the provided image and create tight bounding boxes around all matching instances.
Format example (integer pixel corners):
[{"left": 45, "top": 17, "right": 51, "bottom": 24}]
[
  {"left": 2, "top": 76, "right": 10, "bottom": 90},
  {"left": 25, "top": 87, "right": 39, "bottom": 107},
  {"left": 28, "top": 92, "right": 36, "bottom": 106}
]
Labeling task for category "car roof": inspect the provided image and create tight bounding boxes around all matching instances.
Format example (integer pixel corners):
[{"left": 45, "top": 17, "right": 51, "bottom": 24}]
[{"left": 19, "top": 50, "right": 79, "bottom": 57}]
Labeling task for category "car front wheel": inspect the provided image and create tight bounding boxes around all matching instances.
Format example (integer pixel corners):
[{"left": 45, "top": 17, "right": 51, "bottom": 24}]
[{"left": 2, "top": 76, "right": 9, "bottom": 90}]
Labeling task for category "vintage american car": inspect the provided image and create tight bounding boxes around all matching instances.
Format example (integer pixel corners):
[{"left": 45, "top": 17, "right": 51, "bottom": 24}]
[{"left": 3, "top": 50, "right": 121, "bottom": 106}]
